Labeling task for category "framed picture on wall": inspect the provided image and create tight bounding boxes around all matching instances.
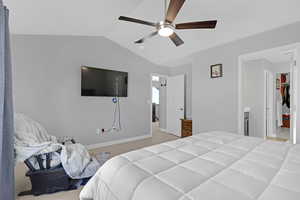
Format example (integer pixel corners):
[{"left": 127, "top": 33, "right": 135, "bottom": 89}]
[{"left": 210, "top": 64, "right": 223, "bottom": 78}]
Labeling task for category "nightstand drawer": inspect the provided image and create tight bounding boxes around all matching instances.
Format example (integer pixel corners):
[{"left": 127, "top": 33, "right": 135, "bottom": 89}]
[
  {"left": 183, "top": 123, "right": 192, "bottom": 131},
  {"left": 181, "top": 119, "right": 192, "bottom": 138},
  {"left": 182, "top": 130, "right": 192, "bottom": 138}
]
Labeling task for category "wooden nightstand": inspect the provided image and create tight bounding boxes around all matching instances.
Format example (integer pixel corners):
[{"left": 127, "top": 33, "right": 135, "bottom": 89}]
[{"left": 181, "top": 119, "right": 192, "bottom": 138}]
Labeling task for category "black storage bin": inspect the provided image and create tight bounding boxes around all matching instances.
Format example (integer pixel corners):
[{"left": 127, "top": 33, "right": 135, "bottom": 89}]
[
  {"left": 18, "top": 140, "right": 89, "bottom": 196},
  {"left": 18, "top": 148, "right": 79, "bottom": 196},
  {"left": 18, "top": 165, "right": 77, "bottom": 196},
  {"left": 27, "top": 165, "right": 74, "bottom": 196}
]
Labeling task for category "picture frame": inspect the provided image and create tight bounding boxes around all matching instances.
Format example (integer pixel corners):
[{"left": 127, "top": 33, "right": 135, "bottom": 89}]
[{"left": 210, "top": 64, "right": 223, "bottom": 78}]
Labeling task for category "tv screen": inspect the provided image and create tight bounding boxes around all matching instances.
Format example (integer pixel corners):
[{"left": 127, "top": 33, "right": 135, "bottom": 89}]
[{"left": 81, "top": 66, "right": 128, "bottom": 97}]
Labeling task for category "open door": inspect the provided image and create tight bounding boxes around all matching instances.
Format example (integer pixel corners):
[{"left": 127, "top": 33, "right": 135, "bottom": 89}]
[
  {"left": 265, "top": 70, "right": 275, "bottom": 138},
  {"left": 167, "top": 74, "right": 185, "bottom": 136}
]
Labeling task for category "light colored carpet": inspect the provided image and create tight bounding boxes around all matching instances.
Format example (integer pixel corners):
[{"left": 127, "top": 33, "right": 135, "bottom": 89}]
[
  {"left": 276, "top": 127, "right": 290, "bottom": 140},
  {"left": 16, "top": 123, "right": 178, "bottom": 200}
]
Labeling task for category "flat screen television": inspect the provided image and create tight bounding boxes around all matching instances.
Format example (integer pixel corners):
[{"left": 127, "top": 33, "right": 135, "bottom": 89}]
[{"left": 81, "top": 66, "right": 128, "bottom": 97}]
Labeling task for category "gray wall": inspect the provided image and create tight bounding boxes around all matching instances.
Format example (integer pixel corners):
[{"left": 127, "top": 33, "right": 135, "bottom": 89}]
[
  {"left": 190, "top": 21, "right": 300, "bottom": 142},
  {"left": 169, "top": 64, "right": 193, "bottom": 118},
  {"left": 11, "top": 35, "right": 169, "bottom": 145}
]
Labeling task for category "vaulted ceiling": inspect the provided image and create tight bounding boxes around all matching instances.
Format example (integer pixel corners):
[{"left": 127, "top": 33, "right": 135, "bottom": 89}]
[{"left": 5, "top": 0, "right": 300, "bottom": 67}]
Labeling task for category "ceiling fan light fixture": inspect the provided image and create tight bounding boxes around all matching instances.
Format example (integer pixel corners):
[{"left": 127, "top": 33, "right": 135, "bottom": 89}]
[
  {"left": 158, "top": 23, "right": 174, "bottom": 37},
  {"left": 158, "top": 27, "right": 174, "bottom": 37}
]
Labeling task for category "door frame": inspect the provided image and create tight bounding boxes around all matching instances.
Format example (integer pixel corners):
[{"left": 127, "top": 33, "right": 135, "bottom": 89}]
[
  {"left": 283, "top": 49, "right": 298, "bottom": 144},
  {"left": 238, "top": 43, "right": 300, "bottom": 144},
  {"left": 150, "top": 73, "right": 168, "bottom": 137}
]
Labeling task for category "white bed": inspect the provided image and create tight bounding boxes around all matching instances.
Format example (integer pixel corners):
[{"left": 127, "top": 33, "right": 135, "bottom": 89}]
[{"left": 80, "top": 131, "right": 300, "bottom": 200}]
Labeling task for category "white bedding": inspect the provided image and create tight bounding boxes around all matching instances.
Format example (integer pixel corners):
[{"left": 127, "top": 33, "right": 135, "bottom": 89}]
[{"left": 80, "top": 131, "right": 300, "bottom": 200}]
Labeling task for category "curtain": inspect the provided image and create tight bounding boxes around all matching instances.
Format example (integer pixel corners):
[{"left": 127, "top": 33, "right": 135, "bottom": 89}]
[{"left": 0, "top": 1, "right": 15, "bottom": 200}]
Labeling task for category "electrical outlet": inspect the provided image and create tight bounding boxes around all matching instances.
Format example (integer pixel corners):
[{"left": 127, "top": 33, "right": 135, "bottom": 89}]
[{"left": 97, "top": 128, "right": 120, "bottom": 135}]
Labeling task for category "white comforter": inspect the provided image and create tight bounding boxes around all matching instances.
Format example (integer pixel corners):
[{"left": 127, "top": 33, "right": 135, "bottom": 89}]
[{"left": 80, "top": 131, "right": 300, "bottom": 200}]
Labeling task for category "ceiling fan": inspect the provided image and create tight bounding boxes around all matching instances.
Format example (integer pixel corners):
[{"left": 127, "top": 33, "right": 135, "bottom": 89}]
[{"left": 118, "top": 0, "right": 217, "bottom": 47}]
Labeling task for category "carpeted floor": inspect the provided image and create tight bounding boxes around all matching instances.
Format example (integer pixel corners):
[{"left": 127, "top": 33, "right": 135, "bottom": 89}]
[{"left": 15, "top": 123, "right": 178, "bottom": 200}]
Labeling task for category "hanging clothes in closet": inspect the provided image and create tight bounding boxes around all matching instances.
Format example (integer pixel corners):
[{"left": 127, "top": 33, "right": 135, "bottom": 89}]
[{"left": 281, "top": 73, "right": 290, "bottom": 128}]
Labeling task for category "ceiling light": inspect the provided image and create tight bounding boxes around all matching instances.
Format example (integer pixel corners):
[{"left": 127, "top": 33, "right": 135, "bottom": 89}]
[{"left": 158, "top": 25, "right": 174, "bottom": 37}]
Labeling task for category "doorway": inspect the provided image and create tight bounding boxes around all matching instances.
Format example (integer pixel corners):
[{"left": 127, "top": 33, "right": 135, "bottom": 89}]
[
  {"left": 238, "top": 44, "right": 298, "bottom": 143},
  {"left": 265, "top": 70, "right": 291, "bottom": 141},
  {"left": 151, "top": 75, "right": 162, "bottom": 133},
  {"left": 150, "top": 74, "right": 185, "bottom": 137},
  {"left": 151, "top": 74, "right": 168, "bottom": 136}
]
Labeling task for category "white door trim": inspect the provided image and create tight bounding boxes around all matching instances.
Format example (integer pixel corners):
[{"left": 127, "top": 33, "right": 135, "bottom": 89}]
[{"left": 282, "top": 49, "right": 298, "bottom": 144}]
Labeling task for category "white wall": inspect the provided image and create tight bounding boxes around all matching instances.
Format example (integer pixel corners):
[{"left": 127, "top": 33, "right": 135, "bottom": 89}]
[
  {"left": 190, "top": 21, "right": 300, "bottom": 143},
  {"left": 273, "top": 62, "right": 291, "bottom": 73},
  {"left": 11, "top": 35, "right": 169, "bottom": 146}
]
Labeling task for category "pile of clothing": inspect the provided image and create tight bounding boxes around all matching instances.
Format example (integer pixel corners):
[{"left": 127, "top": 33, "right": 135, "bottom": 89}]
[{"left": 14, "top": 113, "right": 100, "bottom": 179}]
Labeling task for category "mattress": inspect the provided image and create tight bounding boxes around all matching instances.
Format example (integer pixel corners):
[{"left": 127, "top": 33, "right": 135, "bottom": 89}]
[{"left": 80, "top": 131, "right": 300, "bottom": 200}]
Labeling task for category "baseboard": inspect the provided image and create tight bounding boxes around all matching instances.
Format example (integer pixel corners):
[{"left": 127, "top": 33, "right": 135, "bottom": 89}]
[{"left": 86, "top": 134, "right": 152, "bottom": 150}]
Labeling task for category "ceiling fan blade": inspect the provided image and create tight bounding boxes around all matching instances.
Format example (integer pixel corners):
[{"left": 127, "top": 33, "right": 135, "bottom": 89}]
[
  {"left": 119, "top": 16, "right": 156, "bottom": 27},
  {"left": 169, "top": 32, "right": 184, "bottom": 47},
  {"left": 135, "top": 31, "right": 158, "bottom": 44},
  {"left": 176, "top": 20, "right": 217, "bottom": 29},
  {"left": 165, "top": 0, "right": 186, "bottom": 23}
]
